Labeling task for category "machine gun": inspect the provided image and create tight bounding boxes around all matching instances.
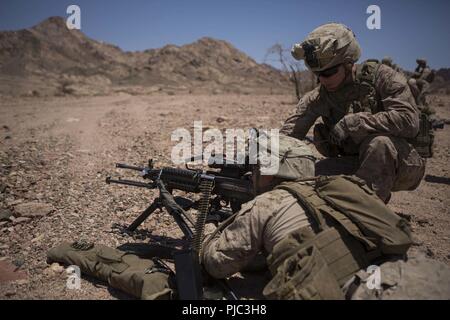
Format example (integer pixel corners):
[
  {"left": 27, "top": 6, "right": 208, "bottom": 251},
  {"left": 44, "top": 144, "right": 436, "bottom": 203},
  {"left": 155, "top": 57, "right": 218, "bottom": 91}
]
[
  {"left": 106, "top": 158, "right": 254, "bottom": 234},
  {"left": 106, "top": 158, "right": 255, "bottom": 300}
]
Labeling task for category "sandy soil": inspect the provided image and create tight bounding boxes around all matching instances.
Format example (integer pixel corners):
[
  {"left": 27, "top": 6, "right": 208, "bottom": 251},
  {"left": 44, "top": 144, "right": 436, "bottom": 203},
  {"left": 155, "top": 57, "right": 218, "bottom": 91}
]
[{"left": 0, "top": 93, "right": 449, "bottom": 299}]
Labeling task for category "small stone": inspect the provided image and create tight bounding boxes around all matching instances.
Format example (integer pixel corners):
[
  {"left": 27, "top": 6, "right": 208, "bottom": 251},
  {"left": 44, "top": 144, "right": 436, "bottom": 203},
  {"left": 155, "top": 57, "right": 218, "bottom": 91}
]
[
  {"left": 416, "top": 218, "right": 430, "bottom": 227},
  {"left": 14, "top": 279, "right": 28, "bottom": 285},
  {"left": 4, "top": 290, "right": 16, "bottom": 297},
  {"left": 50, "top": 262, "right": 64, "bottom": 273},
  {"left": 426, "top": 247, "right": 435, "bottom": 258},
  {"left": 14, "top": 202, "right": 55, "bottom": 218},
  {"left": 0, "top": 209, "right": 13, "bottom": 221},
  {"left": 216, "top": 116, "right": 228, "bottom": 123},
  {"left": 43, "top": 267, "right": 54, "bottom": 277},
  {"left": 31, "top": 234, "right": 44, "bottom": 243},
  {"left": 13, "top": 217, "right": 31, "bottom": 225}
]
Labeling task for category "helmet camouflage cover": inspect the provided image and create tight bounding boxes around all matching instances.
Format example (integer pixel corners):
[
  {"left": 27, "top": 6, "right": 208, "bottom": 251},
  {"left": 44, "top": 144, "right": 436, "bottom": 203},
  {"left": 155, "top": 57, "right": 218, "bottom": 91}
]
[
  {"left": 416, "top": 58, "right": 427, "bottom": 65},
  {"left": 291, "top": 23, "right": 361, "bottom": 72},
  {"left": 256, "top": 133, "right": 315, "bottom": 180},
  {"left": 382, "top": 56, "right": 393, "bottom": 64}
]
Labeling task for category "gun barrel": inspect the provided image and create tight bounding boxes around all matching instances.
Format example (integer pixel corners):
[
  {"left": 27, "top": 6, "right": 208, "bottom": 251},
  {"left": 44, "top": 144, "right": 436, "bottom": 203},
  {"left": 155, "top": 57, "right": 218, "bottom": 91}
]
[
  {"left": 116, "top": 163, "right": 145, "bottom": 171},
  {"left": 106, "top": 177, "right": 155, "bottom": 189}
]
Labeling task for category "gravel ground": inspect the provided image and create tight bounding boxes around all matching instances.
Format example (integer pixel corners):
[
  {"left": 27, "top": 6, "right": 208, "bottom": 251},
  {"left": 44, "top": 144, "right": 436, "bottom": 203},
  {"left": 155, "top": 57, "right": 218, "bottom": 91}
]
[{"left": 0, "top": 93, "right": 449, "bottom": 299}]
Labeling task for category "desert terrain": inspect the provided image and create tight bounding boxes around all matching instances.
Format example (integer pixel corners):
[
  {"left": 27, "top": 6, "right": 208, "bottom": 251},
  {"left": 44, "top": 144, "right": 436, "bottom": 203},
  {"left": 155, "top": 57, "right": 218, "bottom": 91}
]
[
  {"left": 0, "top": 92, "right": 449, "bottom": 299},
  {"left": 0, "top": 15, "right": 449, "bottom": 300}
]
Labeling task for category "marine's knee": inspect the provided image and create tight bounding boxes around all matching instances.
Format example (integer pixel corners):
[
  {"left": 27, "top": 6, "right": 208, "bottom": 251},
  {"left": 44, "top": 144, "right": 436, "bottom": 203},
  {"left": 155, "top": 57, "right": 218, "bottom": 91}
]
[
  {"left": 360, "top": 135, "right": 398, "bottom": 162},
  {"left": 364, "top": 135, "right": 395, "bottom": 151},
  {"left": 408, "top": 78, "right": 417, "bottom": 86}
]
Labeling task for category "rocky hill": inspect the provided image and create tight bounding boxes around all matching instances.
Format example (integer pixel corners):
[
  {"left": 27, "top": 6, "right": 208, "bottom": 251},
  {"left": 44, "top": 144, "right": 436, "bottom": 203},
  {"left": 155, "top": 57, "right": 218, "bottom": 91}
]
[
  {"left": 0, "top": 17, "right": 289, "bottom": 96},
  {"left": 431, "top": 68, "right": 450, "bottom": 94}
]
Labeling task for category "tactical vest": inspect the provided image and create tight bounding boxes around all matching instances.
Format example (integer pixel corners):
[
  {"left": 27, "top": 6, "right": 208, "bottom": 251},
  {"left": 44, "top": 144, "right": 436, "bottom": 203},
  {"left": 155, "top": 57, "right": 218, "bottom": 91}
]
[
  {"left": 322, "top": 59, "right": 433, "bottom": 158},
  {"left": 321, "top": 59, "right": 382, "bottom": 129},
  {"left": 263, "top": 175, "right": 412, "bottom": 300}
]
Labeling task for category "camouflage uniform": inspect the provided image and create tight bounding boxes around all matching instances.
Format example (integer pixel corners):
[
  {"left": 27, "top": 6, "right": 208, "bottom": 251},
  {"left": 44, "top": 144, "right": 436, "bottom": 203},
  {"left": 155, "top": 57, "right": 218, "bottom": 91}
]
[
  {"left": 381, "top": 56, "right": 400, "bottom": 72},
  {"left": 349, "top": 252, "right": 450, "bottom": 300},
  {"left": 282, "top": 24, "right": 425, "bottom": 202},
  {"left": 408, "top": 59, "right": 432, "bottom": 105},
  {"left": 202, "top": 188, "right": 315, "bottom": 279}
]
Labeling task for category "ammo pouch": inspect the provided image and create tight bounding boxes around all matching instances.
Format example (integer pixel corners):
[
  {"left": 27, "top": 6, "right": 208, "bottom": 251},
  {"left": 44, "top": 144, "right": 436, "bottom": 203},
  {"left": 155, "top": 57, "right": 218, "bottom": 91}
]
[
  {"left": 264, "top": 227, "right": 368, "bottom": 300},
  {"left": 47, "top": 242, "right": 174, "bottom": 300},
  {"left": 264, "top": 175, "right": 412, "bottom": 300},
  {"left": 408, "top": 112, "right": 434, "bottom": 158}
]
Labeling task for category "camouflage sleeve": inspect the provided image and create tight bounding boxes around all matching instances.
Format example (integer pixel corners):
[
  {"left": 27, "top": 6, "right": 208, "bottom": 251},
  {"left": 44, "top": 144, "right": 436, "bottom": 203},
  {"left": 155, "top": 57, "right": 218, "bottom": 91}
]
[
  {"left": 201, "top": 196, "right": 273, "bottom": 279},
  {"left": 419, "top": 68, "right": 432, "bottom": 81},
  {"left": 280, "top": 87, "right": 323, "bottom": 139},
  {"left": 343, "top": 65, "right": 420, "bottom": 144}
]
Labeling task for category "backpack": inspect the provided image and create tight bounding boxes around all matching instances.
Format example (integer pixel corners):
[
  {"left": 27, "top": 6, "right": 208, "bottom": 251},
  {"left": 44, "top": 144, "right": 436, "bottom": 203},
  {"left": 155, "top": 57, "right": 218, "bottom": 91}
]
[
  {"left": 425, "top": 69, "right": 435, "bottom": 83},
  {"left": 263, "top": 175, "right": 412, "bottom": 300},
  {"left": 47, "top": 242, "right": 175, "bottom": 299}
]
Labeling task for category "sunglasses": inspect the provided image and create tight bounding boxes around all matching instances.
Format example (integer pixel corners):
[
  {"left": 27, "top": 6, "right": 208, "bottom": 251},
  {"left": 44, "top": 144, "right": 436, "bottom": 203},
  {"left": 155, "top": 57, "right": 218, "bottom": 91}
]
[{"left": 315, "top": 64, "right": 342, "bottom": 78}]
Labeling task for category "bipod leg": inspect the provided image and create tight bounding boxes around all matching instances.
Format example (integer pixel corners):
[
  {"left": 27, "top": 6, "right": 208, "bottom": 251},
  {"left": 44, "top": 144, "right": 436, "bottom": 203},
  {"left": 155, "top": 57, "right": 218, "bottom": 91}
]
[{"left": 127, "top": 199, "right": 161, "bottom": 232}]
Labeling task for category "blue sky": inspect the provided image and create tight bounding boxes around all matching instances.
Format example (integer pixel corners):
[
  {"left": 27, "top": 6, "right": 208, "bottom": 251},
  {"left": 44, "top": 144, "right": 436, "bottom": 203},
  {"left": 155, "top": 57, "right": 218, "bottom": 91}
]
[{"left": 0, "top": 0, "right": 449, "bottom": 70}]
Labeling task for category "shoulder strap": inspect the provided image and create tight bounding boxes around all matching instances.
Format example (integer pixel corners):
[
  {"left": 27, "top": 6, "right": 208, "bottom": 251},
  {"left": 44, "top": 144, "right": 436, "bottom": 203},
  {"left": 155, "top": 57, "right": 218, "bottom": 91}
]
[
  {"left": 276, "top": 178, "right": 378, "bottom": 251},
  {"left": 275, "top": 182, "right": 327, "bottom": 231}
]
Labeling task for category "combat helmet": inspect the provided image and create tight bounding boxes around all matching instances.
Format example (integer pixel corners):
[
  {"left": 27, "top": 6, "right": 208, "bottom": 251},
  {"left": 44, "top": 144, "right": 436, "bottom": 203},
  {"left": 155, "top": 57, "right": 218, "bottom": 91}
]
[
  {"left": 255, "top": 133, "right": 315, "bottom": 180},
  {"left": 291, "top": 23, "right": 361, "bottom": 72},
  {"left": 382, "top": 56, "right": 393, "bottom": 65},
  {"left": 416, "top": 58, "right": 427, "bottom": 66}
]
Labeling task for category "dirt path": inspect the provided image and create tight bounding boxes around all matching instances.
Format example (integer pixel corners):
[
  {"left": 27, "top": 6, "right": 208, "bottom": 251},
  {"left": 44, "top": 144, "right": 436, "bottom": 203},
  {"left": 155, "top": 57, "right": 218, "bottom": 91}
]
[{"left": 0, "top": 93, "right": 449, "bottom": 299}]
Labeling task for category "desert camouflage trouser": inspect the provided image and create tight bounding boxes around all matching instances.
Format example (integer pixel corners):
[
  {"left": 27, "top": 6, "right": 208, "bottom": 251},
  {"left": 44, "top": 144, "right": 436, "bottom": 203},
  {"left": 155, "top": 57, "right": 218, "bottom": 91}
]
[
  {"left": 408, "top": 78, "right": 430, "bottom": 105},
  {"left": 315, "top": 135, "right": 426, "bottom": 203}
]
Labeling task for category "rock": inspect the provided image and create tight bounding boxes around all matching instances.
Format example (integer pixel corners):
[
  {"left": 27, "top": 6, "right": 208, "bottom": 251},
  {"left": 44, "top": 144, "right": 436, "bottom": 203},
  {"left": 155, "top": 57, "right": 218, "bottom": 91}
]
[
  {"left": 13, "top": 202, "right": 55, "bottom": 218},
  {"left": 12, "top": 217, "right": 31, "bottom": 225},
  {"left": 13, "top": 258, "right": 25, "bottom": 268},
  {"left": 0, "top": 209, "right": 13, "bottom": 221},
  {"left": 31, "top": 234, "right": 44, "bottom": 243},
  {"left": 416, "top": 218, "right": 431, "bottom": 227},
  {"left": 66, "top": 118, "right": 80, "bottom": 123},
  {"left": 43, "top": 267, "right": 55, "bottom": 277},
  {"left": 50, "top": 262, "right": 64, "bottom": 273},
  {"left": 216, "top": 116, "right": 228, "bottom": 123},
  {"left": 0, "top": 183, "right": 7, "bottom": 193},
  {"left": 4, "top": 290, "right": 16, "bottom": 297},
  {"left": 7, "top": 199, "right": 23, "bottom": 206}
]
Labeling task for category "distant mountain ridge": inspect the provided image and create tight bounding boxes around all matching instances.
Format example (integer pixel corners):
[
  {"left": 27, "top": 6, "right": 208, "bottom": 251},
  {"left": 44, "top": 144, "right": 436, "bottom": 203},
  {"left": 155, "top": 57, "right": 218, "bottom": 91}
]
[{"left": 0, "top": 16, "right": 289, "bottom": 96}]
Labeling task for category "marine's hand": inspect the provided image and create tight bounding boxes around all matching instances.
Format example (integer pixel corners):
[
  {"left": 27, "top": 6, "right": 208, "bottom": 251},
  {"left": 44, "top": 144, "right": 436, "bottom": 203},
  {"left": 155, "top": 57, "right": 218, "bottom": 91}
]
[{"left": 329, "top": 120, "right": 348, "bottom": 146}]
